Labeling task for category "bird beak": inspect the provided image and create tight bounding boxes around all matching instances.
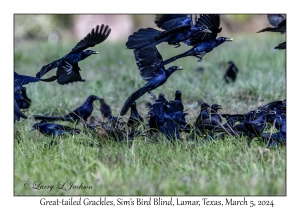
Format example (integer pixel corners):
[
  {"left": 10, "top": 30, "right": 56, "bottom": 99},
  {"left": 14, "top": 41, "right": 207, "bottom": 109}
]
[
  {"left": 226, "top": 38, "right": 233, "bottom": 41},
  {"left": 177, "top": 66, "right": 183, "bottom": 70},
  {"left": 91, "top": 51, "right": 99, "bottom": 54},
  {"left": 218, "top": 105, "right": 223, "bottom": 109},
  {"left": 30, "top": 127, "right": 35, "bottom": 131}
]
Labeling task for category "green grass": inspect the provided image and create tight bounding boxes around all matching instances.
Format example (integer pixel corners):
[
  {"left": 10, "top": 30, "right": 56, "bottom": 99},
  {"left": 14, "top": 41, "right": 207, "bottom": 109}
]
[{"left": 14, "top": 33, "right": 286, "bottom": 195}]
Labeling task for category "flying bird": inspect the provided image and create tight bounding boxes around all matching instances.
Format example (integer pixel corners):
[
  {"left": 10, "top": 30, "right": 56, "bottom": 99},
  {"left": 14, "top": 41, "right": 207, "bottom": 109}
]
[
  {"left": 120, "top": 46, "right": 183, "bottom": 116},
  {"left": 36, "top": 24, "right": 111, "bottom": 84}
]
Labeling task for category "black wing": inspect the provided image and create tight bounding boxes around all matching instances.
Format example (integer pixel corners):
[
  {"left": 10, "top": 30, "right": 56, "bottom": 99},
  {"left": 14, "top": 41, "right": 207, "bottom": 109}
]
[
  {"left": 14, "top": 71, "right": 40, "bottom": 91},
  {"left": 195, "top": 14, "right": 221, "bottom": 35},
  {"left": 154, "top": 14, "right": 191, "bottom": 30},
  {"left": 275, "top": 41, "right": 286, "bottom": 50},
  {"left": 267, "top": 14, "right": 285, "bottom": 27},
  {"left": 185, "top": 14, "right": 221, "bottom": 46},
  {"left": 36, "top": 59, "right": 61, "bottom": 78},
  {"left": 133, "top": 46, "right": 164, "bottom": 82},
  {"left": 70, "top": 24, "right": 111, "bottom": 53},
  {"left": 56, "top": 61, "right": 84, "bottom": 85}
]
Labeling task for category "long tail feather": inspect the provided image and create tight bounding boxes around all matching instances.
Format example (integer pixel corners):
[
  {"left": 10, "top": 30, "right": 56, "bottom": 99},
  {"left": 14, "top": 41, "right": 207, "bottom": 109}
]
[
  {"left": 120, "top": 87, "right": 148, "bottom": 116},
  {"left": 33, "top": 115, "right": 66, "bottom": 122},
  {"left": 163, "top": 50, "right": 193, "bottom": 65}
]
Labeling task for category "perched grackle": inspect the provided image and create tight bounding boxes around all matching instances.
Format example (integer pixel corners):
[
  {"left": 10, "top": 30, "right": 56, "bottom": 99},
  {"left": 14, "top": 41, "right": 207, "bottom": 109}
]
[
  {"left": 99, "top": 98, "right": 112, "bottom": 120},
  {"left": 120, "top": 46, "right": 183, "bottom": 116},
  {"left": 224, "top": 61, "right": 238, "bottom": 83},
  {"left": 127, "top": 102, "right": 144, "bottom": 129},
  {"left": 36, "top": 24, "right": 111, "bottom": 85}
]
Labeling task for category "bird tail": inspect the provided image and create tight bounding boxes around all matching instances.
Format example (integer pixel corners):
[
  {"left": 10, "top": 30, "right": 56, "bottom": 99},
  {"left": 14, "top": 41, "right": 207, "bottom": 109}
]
[
  {"left": 39, "top": 76, "right": 58, "bottom": 82},
  {"left": 257, "top": 27, "right": 277, "bottom": 33},
  {"left": 33, "top": 115, "right": 65, "bottom": 122},
  {"left": 120, "top": 87, "right": 148, "bottom": 116},
  {"left": 126, "top": 28, "right": 163, "bottom": 50},
  {"left": 163, "top": 50, "right": 194, "bottom": 65}
]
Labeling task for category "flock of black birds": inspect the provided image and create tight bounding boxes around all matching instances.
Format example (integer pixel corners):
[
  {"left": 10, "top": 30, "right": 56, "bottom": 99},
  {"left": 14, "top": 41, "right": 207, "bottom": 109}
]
[{"left": 14, "top": 14, "right": 286, "bottom": 148}]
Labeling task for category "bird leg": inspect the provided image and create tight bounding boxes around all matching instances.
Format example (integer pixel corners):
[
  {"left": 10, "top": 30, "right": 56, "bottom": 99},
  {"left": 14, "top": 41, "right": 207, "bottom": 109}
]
[
  {"left": 196, "top": 52, "right": 206, "bottom": 62},
  {"left": 148, "top": 90, "right": 157, "bottom": 102}
]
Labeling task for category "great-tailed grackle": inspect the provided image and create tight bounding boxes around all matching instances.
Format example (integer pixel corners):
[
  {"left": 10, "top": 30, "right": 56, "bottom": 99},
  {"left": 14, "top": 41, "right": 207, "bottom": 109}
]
[
  {"left": 15, "top": 87, "right": 31, "bottom": 110},
  {"left": 14, "top": 99, "right": 27, "bottom": 122},
  {"left": 224, "top": 61, "right": 238, "bottom": 83},
  {"left": 14, "top": 71, "right": 43, "bottom": 91},
  {"left": 127, "top": 102, "right": 144, "bottom": 128},
  {"left": 257, "top": 14, "right": 286, "bottom": 34},
  {"left": 184, "top": 14, "right": 223, "bottom": 46},
  {"left": 36, "top": 24, "right": 111, "bottom": 85},
  {"left": 99, "top": 98, "right": 112, "bottom": 120},
  {"left": 126, "top": 14, "right": 212, "bottom": 50},
  {"left": 275, "top": 42, "right": 286, "bottom": 50},
  {"left": 31, "top": 121, "right": 81, "bottom": 137},
  {"left": 14, "top": 71, "right": 44, "bottom": 122},
  {"left": 257, "top": 14, "right": 286, "bottom": 50},
  {"left": 244, "top": 110, "right": 276, "bottom": 137},
  {"left": 163, "top": 37, "right": 233, "bottom": 64},
  {"left": 34, "top": 95, "right": 100, "bottom": 124},
  {"left": 169, "top": 90, "right": 184, "bottom": 112},
  {"left": 120, "top": 46, "right": 183, "bottom": 116},
  {"left": 210, "top": 104, "right": 223, "bottom": 126},
  {"left": 194, "top": 102, "right": 210, "bottom": 127}
]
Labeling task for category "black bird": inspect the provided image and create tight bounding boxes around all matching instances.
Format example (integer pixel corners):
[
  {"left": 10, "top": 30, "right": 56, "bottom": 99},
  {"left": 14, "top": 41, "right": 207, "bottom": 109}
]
[
  {"left": 210, "top": 104, "right": 223, "bottom": 126},
  {"left": 14, "top": 71, "right": 43, "bottom": 122},
  {"left": 155, "top": 93, "right": 168, "bottom": 104},
  {"left": 257, "top": 14, "right": 286, "bottom": 50},
  {"left": 257, "top": 14, "right": 286, "bottom": 34},
  {"left": 163, "top": 37, "right": 233, "bottom": 64},
  {"left": 14, "top": 71, "right": 42, "bottom": 91},
  {"left": 99, "top": 98, "right": 112, "bottom": 120},
  {"left": 244, "top": 110, "right": 276, "bottom": 137},
  {"left": 169, "top": 90, "right": 184, "bottom": 112},
  {"left": 275, "top": 42, "right": 286, "bottom": 50},
  {"left": 126, "top": 14, "right": 212, "bottom": 50},
  {"left": 14, "top": 99, "right": 27, "bottom": 122},
  {"left": 127, "top": 102, "right": 144, "bottom": 128},
  {"left": 14, "top": 87, "right": 31, "bottom": 110},
  {"left": 31, "top": 121, "right": 81, "bottom": 137},
  {"left": 36, "top": 24, "right": 111, "bottom": 85},
  {"left": 34, "top": 95, "right": 100, "bottom": 124},
  {"left": 184, "top": 14, "right": 223, "bottom": 46},
  {"left": 221, "top": 114, "right": 247, "bottom": 127},
  {"left": 120, "top": 46, "right": 183, "bottom": 116},
  {"left": 194, "top": 102, "right": 210, "bottom": 127},
  {"left": 224, "top": 61, "right": 238, "bottom": 83}
]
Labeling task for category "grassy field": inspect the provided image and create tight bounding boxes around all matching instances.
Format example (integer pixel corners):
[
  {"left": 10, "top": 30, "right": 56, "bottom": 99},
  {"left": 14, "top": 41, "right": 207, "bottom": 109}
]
[{"left": 14, "top": 33, "right": 286, "bottom": 195}]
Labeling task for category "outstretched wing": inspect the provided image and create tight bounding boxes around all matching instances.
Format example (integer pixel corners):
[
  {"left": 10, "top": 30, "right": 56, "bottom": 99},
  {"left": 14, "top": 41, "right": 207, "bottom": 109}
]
[
  {"left": 36, "top": 59, "right": 61, "bottom": 78},
  {"left": 14, "top": 71, "right": 40, "bottom": 91},
  {"left": 154, "top": 14, "right": 191, "bottom": 30},
  {"left": 186, "top": 14, "right": 221, "bottom": 45},
  {"left": 195, "top": 14, "right": 221, "bottom": 34},
  {"left": 267, "top": 14, "right": 285, "bottom": 27},
  {"left": 133, "top": 46, "right": 164, "bottom": 82},
  {"left": 70, "top": 24, "right": 111, "bottom": 53}
]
